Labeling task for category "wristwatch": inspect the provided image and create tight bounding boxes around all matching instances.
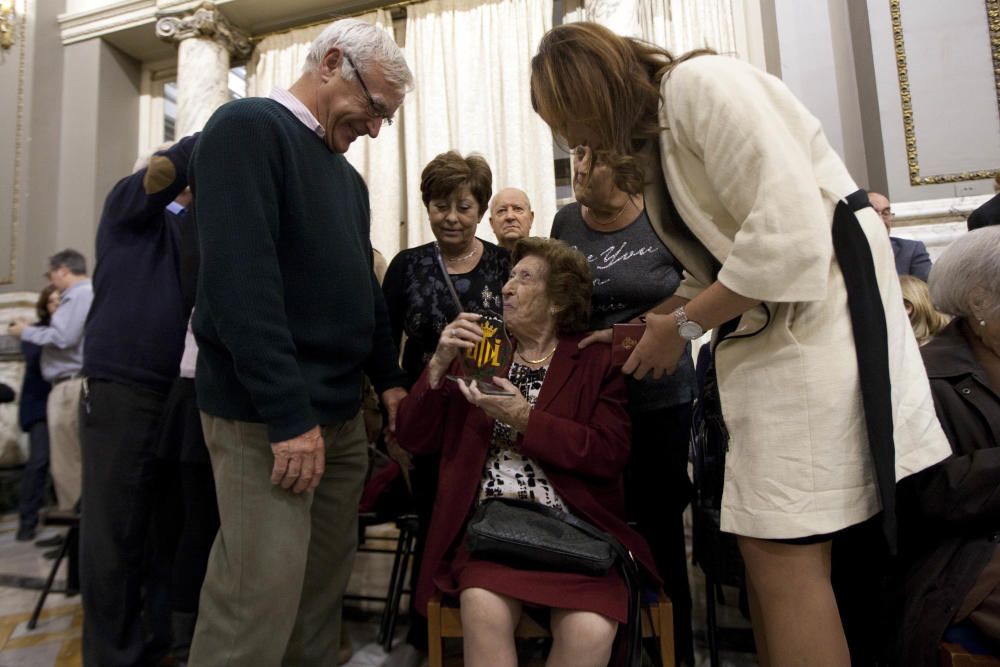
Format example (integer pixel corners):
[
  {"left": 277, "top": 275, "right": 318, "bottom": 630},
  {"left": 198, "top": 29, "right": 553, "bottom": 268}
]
[{"left": 672, "top": 306, "right": 705, "bottom": 341}]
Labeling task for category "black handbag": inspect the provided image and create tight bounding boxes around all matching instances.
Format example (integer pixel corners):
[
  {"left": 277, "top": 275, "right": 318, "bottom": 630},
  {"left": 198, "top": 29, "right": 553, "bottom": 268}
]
[{"left": 465, "top": 498, "right": 643, "bottom": 667}]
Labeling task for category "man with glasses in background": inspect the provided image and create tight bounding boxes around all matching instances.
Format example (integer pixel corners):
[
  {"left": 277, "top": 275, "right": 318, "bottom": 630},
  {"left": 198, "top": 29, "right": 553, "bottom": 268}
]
[
  {"left": 188, "top": 19, "right": 412, "bottom": 666},
  {"left": 869, "top": 190, "right": 932, "bottom": 281}
]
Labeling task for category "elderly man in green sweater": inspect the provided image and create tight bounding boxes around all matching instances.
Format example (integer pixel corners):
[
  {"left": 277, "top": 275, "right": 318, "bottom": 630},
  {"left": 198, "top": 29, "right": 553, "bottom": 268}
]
[{"left": 188, "top": 18, "right": 412, "bottom": 666}]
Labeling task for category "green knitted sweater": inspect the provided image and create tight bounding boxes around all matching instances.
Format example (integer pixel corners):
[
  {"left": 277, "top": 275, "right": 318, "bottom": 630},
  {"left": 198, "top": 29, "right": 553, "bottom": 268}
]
[{"left": 191, "top": 97, "right": 404, "bottom": 442}]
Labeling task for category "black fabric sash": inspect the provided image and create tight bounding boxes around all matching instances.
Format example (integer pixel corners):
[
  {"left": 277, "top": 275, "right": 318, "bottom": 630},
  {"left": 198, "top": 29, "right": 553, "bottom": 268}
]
[{"left": 832, "top": 188, "right": 897, "bottom": 554}]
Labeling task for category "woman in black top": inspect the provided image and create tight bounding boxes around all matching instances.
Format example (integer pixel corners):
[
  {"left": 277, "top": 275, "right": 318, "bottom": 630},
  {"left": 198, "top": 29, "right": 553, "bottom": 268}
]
[
  {"left": 381, "top": 151, "right": 511, "bottom": 654},
  {"left": 383, "top": 151, "right": 511, "bottom": 387}
]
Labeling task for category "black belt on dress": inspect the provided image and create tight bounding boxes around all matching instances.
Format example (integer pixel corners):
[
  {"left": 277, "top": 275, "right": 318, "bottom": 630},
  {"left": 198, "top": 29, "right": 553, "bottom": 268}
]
[
  {"left": 832, "top": 188, "right": 897, "bottom": 555},
  {"left": 51, "top": 374, "right": 80, "bottom": 386}
]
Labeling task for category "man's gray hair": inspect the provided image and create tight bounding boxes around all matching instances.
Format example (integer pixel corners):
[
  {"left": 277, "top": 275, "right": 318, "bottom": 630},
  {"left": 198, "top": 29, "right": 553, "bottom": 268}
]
[
  {"left": 928, "top": 226, "right": 1000, "bottom": 320},
  {"left": 303, "top": 18, "right": 413, "bottom": 93}
]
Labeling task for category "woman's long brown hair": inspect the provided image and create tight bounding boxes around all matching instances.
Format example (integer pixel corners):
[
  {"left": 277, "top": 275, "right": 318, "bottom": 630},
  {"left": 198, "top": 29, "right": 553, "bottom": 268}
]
[{"left": 530, "top": 22, "right": 712, "bottom": 193}]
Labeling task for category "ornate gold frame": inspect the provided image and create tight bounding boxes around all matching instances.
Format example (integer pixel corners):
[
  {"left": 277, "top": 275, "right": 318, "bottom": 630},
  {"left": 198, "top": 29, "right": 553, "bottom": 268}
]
[
  {"left": 890, "top": 0, "right": 1000, "bottom": 185},
  {"left": 2, "top": 0, "right": 24, "bottom": 284}
]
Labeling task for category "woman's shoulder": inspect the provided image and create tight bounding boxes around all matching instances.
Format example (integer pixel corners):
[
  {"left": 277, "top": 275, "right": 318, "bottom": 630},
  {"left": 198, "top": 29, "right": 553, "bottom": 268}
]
[
  {"left": 389, "top": 242, "right": 435, "bottom": 264},
  {"left": 668, "top": 53, "right": 754, "bottom": 83},
  {"left": 551, "top": 202, "right": 583, "bottom": 238},
  {"left": 663, "top": 54, "right": 777, "bottom": 105},
  {"left": 561, "top": 334, "right": 615, "bottom": 370},
  {"left": 478, "top": 239, "right": 512, "bottom": 268}
]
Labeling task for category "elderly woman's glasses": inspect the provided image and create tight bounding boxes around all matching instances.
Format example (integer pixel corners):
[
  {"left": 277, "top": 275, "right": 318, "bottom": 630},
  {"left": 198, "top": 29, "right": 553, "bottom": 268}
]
[{"left": 344, "top": 54, "right": 394, "bottom": 126}]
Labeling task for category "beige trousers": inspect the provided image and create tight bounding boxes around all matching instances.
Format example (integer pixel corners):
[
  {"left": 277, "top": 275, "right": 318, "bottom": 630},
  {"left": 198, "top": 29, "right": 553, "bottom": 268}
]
[
  {"left": 47, "top": 377, "right": 83, "bottom": 510},
  {"left": 188, "top": 412, "right": 368, "bottom": 667}
]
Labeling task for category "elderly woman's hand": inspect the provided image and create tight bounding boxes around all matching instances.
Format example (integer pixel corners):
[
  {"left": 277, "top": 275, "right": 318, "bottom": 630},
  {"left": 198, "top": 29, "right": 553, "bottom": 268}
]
[
  {"left": 456, "top": 377, "right": 532, "bottom": 432},
  {"left": 427, "top": 313, "right": 483, "bottom": 389}
]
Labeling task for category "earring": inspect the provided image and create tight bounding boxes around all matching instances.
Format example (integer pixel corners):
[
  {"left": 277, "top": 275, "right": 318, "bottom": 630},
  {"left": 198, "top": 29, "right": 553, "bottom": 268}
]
[{"left": 980, "top": 320, "right": 987, "bottom": 327}]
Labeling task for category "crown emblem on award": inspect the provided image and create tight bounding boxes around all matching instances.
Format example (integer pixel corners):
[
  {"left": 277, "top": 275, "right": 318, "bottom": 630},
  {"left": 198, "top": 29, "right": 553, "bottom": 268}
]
[{"left": 479, "top": 320, "right": 498, "bottom": 338}]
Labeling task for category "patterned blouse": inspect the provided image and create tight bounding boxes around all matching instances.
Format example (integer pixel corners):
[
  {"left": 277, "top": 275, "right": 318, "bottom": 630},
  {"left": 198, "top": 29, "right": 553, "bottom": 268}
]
[
  {"left": 382, "top": 240, "right": 511, "bottom": 388},
  {"left": 477, "top": 362, "right": 566, "bottom": 510}
]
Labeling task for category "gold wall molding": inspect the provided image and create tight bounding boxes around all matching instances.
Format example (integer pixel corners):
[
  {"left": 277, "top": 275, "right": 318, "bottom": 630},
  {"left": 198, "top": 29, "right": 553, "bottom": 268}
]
[
  {"left": 2, "top": 0, "right": 25, "bottom": 285},
  {"left": 890, "top": 0, "right": 1000, "bottom": 185}
]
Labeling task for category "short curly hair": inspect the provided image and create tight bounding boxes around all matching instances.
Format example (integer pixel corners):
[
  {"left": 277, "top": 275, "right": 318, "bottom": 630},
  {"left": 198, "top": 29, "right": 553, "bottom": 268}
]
[
  {"left": 512, "top": 237, "right": 592, "bottom": 335},
  {"left": 420, "top": 151, "right": 492, "bottom": 218}
]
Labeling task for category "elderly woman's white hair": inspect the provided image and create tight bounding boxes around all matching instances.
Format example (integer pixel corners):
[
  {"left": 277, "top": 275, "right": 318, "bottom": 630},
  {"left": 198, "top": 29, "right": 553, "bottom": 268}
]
[
  {"left": 928, "top": 227, "right": 1000, "bottom": 321},
  {"left": 302, "top": 18, "right": 413, "bottom": 93}
]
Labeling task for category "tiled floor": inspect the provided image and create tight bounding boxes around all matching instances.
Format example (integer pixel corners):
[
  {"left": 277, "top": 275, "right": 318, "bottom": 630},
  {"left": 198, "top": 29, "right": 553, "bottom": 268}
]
[{"left": 0, "top": 510, "right": 757, "bottom": 666}]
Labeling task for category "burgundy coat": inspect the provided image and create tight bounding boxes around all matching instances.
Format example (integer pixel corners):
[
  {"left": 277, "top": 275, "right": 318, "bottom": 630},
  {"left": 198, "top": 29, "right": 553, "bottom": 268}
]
[{"left": 396, "top": 334, "right": 660, "bottom": 614}]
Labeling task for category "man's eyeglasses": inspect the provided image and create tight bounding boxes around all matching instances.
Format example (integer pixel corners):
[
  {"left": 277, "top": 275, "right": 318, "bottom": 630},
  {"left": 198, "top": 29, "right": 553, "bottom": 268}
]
[{"left": 344, "top": 54, "right": 394, "bottom": 126}]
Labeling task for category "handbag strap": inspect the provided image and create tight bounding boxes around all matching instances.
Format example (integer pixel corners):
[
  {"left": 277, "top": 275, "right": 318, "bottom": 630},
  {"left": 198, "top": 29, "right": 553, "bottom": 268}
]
[
  {"left": 487, "top": 499, "right": 643, "bottom": 667},
  {"left": 434, "top": 242, "right": 465, "bottom": 315}
]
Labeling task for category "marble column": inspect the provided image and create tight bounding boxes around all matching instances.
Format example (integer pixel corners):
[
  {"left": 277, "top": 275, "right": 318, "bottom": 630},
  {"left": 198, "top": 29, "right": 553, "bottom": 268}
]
[{"left": 155, "top": 2, "right": 251, "bottom": 138}]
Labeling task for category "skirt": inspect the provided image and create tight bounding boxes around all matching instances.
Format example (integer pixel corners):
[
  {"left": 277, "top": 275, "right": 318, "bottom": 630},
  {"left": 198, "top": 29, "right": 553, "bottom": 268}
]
[{"left": 436, "top": 539, "right": 629, "bottom": 623}]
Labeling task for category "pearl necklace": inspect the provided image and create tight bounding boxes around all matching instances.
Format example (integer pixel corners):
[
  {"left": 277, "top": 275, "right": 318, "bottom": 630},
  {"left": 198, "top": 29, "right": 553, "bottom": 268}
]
[
  {"left": 439, "top": 241, "right": 478, "bottom": 264},
  {"left": 516, "top": 345, "right": 558, "bottom": 365}
]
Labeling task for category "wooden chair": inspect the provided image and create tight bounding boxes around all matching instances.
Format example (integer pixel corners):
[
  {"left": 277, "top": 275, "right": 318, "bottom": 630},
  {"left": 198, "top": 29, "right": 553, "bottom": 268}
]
[
  {"left": 426, "top": 590, "right": 675, "bottom": 667},
  {"left": 940, "top": 642, "right": 1000, "bottom": 666}
]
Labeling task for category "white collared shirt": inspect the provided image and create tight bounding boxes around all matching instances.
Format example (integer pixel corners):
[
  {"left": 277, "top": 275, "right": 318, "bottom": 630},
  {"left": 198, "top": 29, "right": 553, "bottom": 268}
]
[{"left": 269, "top": 87, "right": 325, "bottom": 139}]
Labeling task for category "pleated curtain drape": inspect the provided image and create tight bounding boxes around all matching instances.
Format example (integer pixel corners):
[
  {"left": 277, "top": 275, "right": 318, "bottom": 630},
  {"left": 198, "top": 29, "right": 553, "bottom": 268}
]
[
  {"left": 636, "top": 0, "right": 738, "bottom": 54},
  {"left": 401, "top": 0, "right": 556, "bottom": 248}
]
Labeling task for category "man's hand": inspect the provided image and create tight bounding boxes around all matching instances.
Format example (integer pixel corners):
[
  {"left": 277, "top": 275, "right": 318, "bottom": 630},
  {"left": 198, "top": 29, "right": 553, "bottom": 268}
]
[
  {"left": 621, "top": 312, "right": 686, "bottom": 379},
  {"left": 270, "top": 425, "right": 324, "bottom": 494},
  {"left": 7, "top": 318, "right": 27, "bottom": 339},
  {"left": 381, "top": 386, "right": 407, "bottom": 436}
]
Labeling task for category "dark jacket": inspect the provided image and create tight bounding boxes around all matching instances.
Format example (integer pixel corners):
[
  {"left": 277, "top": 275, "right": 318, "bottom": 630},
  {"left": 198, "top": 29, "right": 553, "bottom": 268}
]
[
  {"left": 968, "top": 193, "right": 1000, "bottom": 231},
  {"left": 17, "top": 341, "right": 50, "bottom": 430},
  {"left": 891, "top": 236, "right": 933, "bottom": 281},
  {"left": 396, "top": 335, "right": 659, "bottom": 615},
  {"left": 892, "top": 320, "right": 1000, "bottom": 666},
  {"left": 83, "top": 135, "right": 197, "bottom": 393}
]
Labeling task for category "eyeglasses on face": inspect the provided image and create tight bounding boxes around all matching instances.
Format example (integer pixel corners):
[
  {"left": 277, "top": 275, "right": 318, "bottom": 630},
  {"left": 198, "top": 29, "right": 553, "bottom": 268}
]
[{"left": 344, "top": 54, "right": 394, "bottom": 126}]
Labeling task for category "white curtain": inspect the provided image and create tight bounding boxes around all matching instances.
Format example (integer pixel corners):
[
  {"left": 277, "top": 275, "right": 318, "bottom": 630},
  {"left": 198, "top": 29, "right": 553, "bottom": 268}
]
[
  {"left": 564, "top": 0, "right": 737, "bottom": 55},
  {"left": 246, "top": 11, "right": 407, "bottom": 258},
  {"left": 402, "top": 0, "right": 556, "bottom": 248},
  {"left": 637, "top": 0, "right": 737, "bottom": 54}
]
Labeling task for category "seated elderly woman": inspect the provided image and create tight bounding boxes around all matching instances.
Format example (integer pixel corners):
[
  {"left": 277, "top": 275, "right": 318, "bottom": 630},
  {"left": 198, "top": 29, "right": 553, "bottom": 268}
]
[
  {"left": 396, "top": 237, "right": 658, "bottom": 667},
  {"left": 892, "top": 227, "right": 1000, "bottom": 666}
]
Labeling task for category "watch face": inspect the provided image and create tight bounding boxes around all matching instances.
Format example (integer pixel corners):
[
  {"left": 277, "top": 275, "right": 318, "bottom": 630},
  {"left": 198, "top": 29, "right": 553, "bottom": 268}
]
[{"left": 678, "top": 321, "right": 704, "bottom": 340}]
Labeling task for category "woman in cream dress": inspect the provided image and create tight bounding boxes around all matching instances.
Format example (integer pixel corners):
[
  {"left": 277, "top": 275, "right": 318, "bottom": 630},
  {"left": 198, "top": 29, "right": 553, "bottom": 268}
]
[{"left": 530, "top": 22, "right": 951, "bottom": 666}]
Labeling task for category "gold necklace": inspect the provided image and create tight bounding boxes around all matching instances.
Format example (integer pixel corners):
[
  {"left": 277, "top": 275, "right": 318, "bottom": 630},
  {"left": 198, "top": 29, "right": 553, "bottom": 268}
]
[
  {"left": 516, "top": 345, "right": 558, "bottom": 365},
  {"left": 585, "top": 195, "right": 634, "bottom": 227},
  {"left": 440, "top": 241, "right": 478, "bottom": 264}
]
